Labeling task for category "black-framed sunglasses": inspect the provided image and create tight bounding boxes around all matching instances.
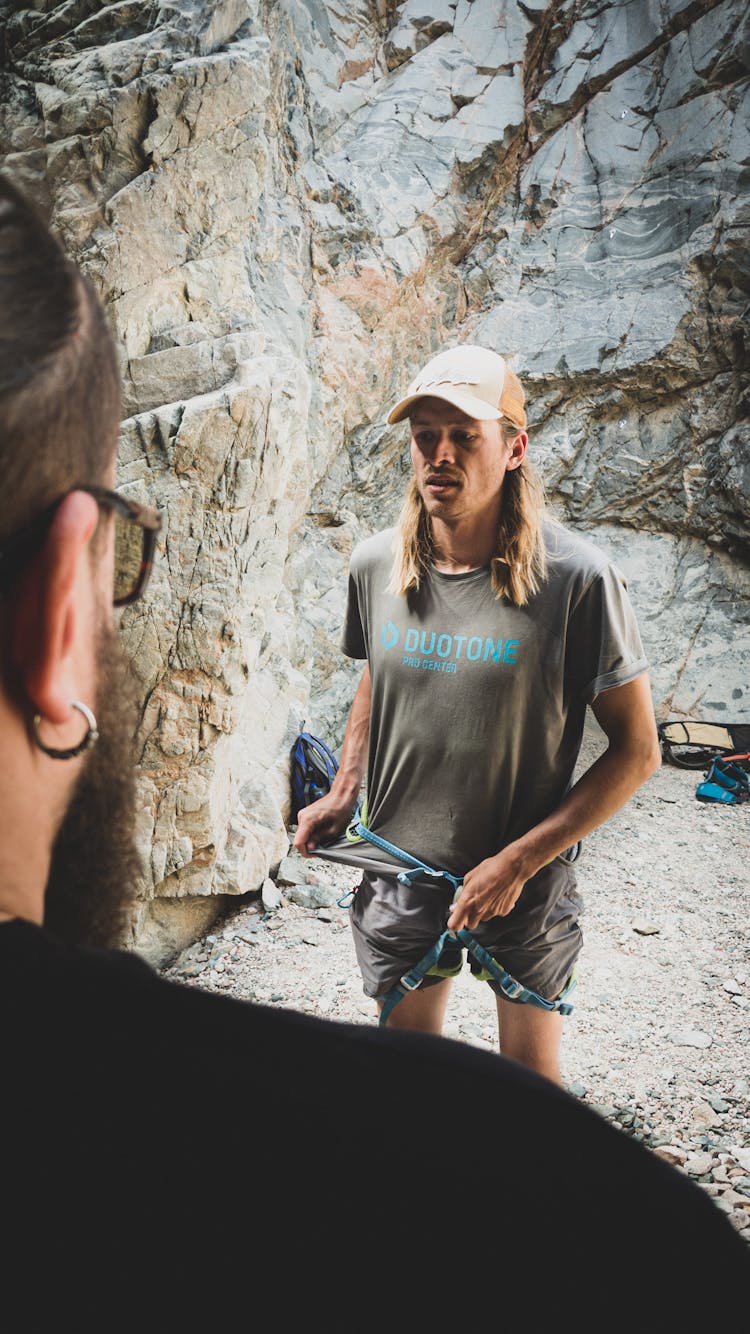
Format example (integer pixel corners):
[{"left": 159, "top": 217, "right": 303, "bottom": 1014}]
[{"left": 0, "top": 484, "right": 163, "bottom": 607}]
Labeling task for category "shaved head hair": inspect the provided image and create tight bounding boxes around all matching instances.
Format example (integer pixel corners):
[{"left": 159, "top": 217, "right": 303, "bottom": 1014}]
[{"left": 0, "top": 174, "right": 121, "bottom": 544}]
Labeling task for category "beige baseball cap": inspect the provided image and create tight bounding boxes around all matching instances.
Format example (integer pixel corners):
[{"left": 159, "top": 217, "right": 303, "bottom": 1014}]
[{"left": 387, "top": 344, "right": 527, "bottom": 430}]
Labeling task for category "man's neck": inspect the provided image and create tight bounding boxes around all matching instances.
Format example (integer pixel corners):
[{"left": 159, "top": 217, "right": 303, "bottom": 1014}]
[
  {"left": 429, "top": 515, "right": 497, "bottom": 574},
  {"left": 0, "top": 847, "right": 48, "bottom": 925}
]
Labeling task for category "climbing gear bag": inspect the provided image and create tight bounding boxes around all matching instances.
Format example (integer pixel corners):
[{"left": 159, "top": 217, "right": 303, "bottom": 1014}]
[
  {"left": 289, "top": 731, "right": 339, "bottom": 823},
  {"left": 658, "top": 719, "right": 750, "bottom": 770}
]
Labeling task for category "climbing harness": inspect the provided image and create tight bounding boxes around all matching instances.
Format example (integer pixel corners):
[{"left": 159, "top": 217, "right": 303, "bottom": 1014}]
[
  {"left": 287, "top": 738, "right": 577, "bottom": 1023},
  {"left": 345, "top": 817, "right": 577, "bottom": 1026}
]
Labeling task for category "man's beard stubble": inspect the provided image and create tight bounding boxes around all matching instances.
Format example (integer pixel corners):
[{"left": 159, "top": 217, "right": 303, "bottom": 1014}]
[{"left": 44, "top": 625, "right": 143, "bottom": 950}]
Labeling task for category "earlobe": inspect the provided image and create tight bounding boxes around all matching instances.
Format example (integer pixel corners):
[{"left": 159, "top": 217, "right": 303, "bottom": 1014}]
[
  {"left": 506, "top": 432, "right": 528, "bottom": 471},
  {"left": 31, "top": 700, "right": 99, "bottom": 760},
  {"left": 12, "top": 491, "right": 100, "bottom": 728}
]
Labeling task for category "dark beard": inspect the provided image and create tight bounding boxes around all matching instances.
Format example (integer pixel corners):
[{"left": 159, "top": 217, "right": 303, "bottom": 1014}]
[{"left": 44, "top": 626, "right": 143, "bottom": 951}]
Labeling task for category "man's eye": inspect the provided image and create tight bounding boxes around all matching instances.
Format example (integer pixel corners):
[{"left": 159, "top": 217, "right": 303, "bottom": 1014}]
[{"left": 454, "top": 433, "right": 473, "bottom": 445}]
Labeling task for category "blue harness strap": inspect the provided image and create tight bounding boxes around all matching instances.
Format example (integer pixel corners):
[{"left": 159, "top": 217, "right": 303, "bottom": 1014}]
[
  {"left": 348, "top": 820, "right": 464, "bottom": 894},
  {"left": 347, "top": 820, "right": 576, "bottom": 1026}
]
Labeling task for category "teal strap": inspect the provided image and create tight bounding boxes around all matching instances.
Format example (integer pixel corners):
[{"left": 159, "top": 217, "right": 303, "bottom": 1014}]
[
  {"left": 455, "top": 930, "right": 576, "bottom": 1016},
  {"left": 378, "top": 930, "right": 456, "bottom": 1027},
  {"left": 349, "top": 820, "right": 463, "bottom": 895},
  {"left": 350, "top": 822, "right": 577, "bottom": 1024},
  {"left": 377, "top": 929, "right": 576, "bottom": 1026}
]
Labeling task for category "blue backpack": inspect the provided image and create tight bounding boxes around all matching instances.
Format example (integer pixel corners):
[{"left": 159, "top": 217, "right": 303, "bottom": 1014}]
[{"left": 289, "top": 731, "right": 339, "bottom": 823}]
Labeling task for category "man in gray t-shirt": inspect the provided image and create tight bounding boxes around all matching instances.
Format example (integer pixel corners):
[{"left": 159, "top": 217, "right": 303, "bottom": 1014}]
[{"left": 295, "top": 344, "right": 660, "bottom": 1083}]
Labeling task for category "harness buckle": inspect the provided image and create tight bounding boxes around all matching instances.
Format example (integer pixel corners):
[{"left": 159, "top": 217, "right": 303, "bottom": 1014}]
[
  {"left": 397, "top": 866, "right": 445, "bottom": 885},
  {"left": 398, "top": 972, "right": 423, "bottom": 993},
  {"left": 501, "top": 978, "right": 524, "bottom": 1000}
]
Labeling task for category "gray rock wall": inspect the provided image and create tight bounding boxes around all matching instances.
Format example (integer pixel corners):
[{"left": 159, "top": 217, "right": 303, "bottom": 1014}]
[{"left": 1, "top": 0, "right": 747, "bottom": 963}]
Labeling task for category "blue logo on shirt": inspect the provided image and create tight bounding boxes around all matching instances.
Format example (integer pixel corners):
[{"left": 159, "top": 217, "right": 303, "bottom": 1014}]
[
  {"left": 381, "top": 620, "right": 400, "bottom": 651},
  {"left": 379, "top": 621, "right": 520, "bottom": 671}
]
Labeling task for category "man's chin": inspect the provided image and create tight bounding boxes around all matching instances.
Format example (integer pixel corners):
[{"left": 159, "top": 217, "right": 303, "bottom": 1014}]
[
  {"left": 420, "top": 490, "right": 453, "bottom": 512},
  {"left": 44, "top": 626, "right": 143, "bottom": 951},
  {"left": 419, "top": 476, "right": 463, "bottom": 503}
]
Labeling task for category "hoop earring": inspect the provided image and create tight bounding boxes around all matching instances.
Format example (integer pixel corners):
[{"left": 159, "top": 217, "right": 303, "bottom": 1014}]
[{"left": 32, "top": 701, "right": 99, "bottom": 761}]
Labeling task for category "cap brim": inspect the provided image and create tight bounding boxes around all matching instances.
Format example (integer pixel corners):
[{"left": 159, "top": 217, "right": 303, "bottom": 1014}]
[{"left": 387, "top": 387, "right": 503, "bottom": 425}]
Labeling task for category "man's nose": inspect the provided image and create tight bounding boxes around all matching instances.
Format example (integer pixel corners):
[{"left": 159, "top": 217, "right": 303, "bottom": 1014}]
[{"left": 429, "top": 431, "right": 455, "bottom": 464}]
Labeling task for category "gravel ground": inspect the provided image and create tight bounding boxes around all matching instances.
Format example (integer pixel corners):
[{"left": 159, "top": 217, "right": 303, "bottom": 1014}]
[{"left": 162, "top": 724, "right": 750, "bottom": 1241}]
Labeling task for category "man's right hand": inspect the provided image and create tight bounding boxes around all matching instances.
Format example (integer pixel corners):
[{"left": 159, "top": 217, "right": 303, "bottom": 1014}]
[{"left": 293, "top": 792, "right": 357, "bottom": 856}]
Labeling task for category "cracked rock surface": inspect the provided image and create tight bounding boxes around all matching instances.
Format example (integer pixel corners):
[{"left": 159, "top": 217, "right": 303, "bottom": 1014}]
[{"left": 1, "top": 0, "right": 747, "bottom": 960}]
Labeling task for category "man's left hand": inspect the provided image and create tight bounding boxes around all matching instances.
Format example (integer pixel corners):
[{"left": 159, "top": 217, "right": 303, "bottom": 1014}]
[{"left": 447, "top": 847, "right": 527, "bottom": 932}]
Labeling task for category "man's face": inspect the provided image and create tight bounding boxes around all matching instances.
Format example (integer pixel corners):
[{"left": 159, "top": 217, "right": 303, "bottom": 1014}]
[
  {"left": 409, "top": 398, "right": 520, "bottom": 524},
  {"left": 43, "top": 502, "right": 142, "bottom": 951}
]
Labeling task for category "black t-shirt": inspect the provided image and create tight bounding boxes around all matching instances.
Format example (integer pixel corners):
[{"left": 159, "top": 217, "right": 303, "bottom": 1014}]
[{"left": 2, "top": 920, "right": 747, "bottom": 1329}]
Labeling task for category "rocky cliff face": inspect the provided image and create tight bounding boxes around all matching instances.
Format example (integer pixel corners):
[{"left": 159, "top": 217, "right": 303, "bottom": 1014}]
[{"left": 2, "top": 0, "right": 748, "bottom": 963}]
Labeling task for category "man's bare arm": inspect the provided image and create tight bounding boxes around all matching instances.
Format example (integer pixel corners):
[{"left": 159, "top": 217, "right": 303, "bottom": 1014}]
[
  {"left": 293, "top": 665, "right": 371, "bottom": 855},
  {"left": 448, "top": 673, "right": 661, "bottom": 930}
]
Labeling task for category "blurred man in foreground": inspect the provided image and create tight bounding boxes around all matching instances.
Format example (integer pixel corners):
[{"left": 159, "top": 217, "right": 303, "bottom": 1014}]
[{"left": 0, "top": 174, "right": 747, "bottom": 1328}]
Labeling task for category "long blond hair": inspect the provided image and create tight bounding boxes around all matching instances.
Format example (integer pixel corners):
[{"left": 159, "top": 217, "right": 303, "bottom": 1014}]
[{"left": 388, "top": 427, "right": 548, "bottom": 606}]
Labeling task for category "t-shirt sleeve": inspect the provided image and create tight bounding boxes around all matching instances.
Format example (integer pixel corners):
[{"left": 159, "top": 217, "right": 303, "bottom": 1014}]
[
  {"left": 341, "top": 567, "right": 368, "bottom": 659},
  {"left": 565, "top": 563, "right": 649, "bottom": 703}
]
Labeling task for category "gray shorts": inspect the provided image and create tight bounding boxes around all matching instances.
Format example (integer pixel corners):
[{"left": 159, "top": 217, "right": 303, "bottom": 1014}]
[{"left": 349, "top": 857, "right": 583, "bottom": 1004}]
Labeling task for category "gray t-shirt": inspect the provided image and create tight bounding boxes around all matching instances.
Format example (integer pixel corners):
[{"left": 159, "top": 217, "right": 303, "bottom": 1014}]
[{"left": 337, "top": 519, "right": 648, "bottom": 878}]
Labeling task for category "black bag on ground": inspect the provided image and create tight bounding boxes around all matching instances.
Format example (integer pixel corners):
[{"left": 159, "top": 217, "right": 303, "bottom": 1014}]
[
  {"left": 290, "top": 731, "right": 339, "bottom": 823},
  {"left": 658, "top": 719, "right": 750, "bottom": 770}
]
